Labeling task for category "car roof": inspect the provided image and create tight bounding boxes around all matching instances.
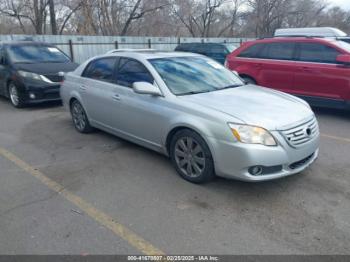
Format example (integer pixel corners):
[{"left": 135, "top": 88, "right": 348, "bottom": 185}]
[
  {"left": 177, "top": 42, "right": 227, "bottom": 46},
  {"left": 106, "top": 48, "right": 157, "bottom": 54},
  {"left": 274, "top": 27, "right": 347, "bottom": 37},
  {"left": 246, "top": 37, "right": 338, "bottom": 45},
  {"left": 100, "top": 51, "right": 203, "bottom": 60}
]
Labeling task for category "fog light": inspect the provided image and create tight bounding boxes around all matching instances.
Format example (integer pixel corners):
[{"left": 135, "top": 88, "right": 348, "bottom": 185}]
[
  {"left": 29, "top": 93, "right": 36, "bottom": 99},
  {"left": 248, "top": 166, "right": 263, "bottom": 176}
]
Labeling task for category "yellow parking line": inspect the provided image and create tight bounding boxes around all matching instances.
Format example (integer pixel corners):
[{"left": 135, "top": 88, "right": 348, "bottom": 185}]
[
  {"left": 0, "top": 147, "right": 164, "bottom": 255},
  {"left": 321, "top": 134, "right": 350, "bottom": 144}
]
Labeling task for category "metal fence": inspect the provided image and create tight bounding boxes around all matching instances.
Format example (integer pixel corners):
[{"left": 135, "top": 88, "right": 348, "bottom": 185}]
[{"left": 0, "top": 34, "right": 253, "bottom": 63}]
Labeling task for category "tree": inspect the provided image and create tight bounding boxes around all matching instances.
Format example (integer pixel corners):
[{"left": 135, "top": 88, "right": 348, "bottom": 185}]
[
  {"left": 0, "top": 0, "right": 82, "bottom": 34},
  {"left": 48, "top": 0, "right": 57, "bottom": 34},
  {"left": 0, "top": 0, "right": 350, "bottom": 37},
  {"left": 172, "top": 0, "right": 225, "bottom": 37}
]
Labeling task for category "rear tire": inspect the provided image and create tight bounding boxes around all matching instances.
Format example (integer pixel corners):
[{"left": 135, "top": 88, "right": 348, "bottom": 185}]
[
  {"left": 8, "top": 82, "right": 26, "bottom": 108},
  {"left": 70, "top": 100, "right": 94, "bottom": 133},
  {"left": 170, "top": 129, "right": 215, "bottom": 184}
]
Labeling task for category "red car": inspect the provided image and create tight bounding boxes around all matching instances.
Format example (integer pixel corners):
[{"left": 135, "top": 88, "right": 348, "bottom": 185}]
[{"left": 226, "top": 37, "right": 350, "bottom": 110}]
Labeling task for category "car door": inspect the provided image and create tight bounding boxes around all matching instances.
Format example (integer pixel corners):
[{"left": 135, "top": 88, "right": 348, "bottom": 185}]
[
  {"left": 293, "top": 42, "right": 348, "bottom": 102},
  {"left": 80, "top": 57, "right": 121, "bottom": 129},
  {"left": 254, "top": 42, "right": 297, "bottom": 93},
  {"left": 112, "top": 57, "right": 167, "bottom": 148}
]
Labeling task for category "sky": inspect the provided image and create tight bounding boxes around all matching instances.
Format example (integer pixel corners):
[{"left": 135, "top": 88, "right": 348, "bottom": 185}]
[{"left": 329, "top": 0, "right": 350, "bottom": 10}]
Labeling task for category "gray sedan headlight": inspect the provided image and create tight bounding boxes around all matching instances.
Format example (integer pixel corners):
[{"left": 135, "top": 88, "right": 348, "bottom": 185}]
[
  {"left": 228, "top": 123, "right": 277, "bottom": 146},
  {"left": 18, "top": 70, "right": 52, "bottom": 83}
]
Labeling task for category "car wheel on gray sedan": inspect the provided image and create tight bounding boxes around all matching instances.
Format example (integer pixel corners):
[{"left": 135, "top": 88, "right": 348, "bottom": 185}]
[
  {"left": 170, "top": 129, "right": 215, "bottom": 183},
  {"left": 70, "top": 100, "right": 94, "bottom": 133}
]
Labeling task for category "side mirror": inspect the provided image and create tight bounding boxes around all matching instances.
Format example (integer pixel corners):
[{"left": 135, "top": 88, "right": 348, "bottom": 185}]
[
  {"left": 336, "top": 54, "right": 350, "bottom": 65},
  {"left": 132, "top": 82, "right": 162, "bottom": 96}
]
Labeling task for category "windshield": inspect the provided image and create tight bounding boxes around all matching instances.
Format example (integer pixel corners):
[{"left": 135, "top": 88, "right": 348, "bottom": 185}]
[
  {"left": 149, "top": 56, "right": 244, "bottom": 95},
  {"left": 7, "top": 45, "right": 71, "bottom": 64},
  {"left": 225, "top": 44, "right": 238, "bottom": 52}
]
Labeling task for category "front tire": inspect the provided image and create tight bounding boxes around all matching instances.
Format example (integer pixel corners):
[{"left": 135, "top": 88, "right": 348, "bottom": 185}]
[
  {"left": 241, "top": 76, "right": 256, "bottom": 85},
  {"left": 170, "top": 129, "right": 215, "bottom": 184},
  {"left": 70, "top": 100, "right": 94, "bottom": 133},
  {"left": 8, "top": 82, "right": 25, "bottom": 108}
]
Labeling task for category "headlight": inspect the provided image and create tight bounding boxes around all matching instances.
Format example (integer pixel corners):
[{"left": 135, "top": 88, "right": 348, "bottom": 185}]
[
  {"left": 18, "top": 71, "right": 52, "bottom": 83},
  {"left": 228, "top": 123, "right": 277, "bottom": 146}
]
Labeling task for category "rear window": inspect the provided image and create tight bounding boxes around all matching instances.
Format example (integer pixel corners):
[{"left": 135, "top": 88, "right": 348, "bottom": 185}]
[
  {"left": 175, "top": 44, "right": 195, "bottom": 52},
  {"left": 298, "top": 43, "right": 340, "bottom": 64},
  {"left": 205, "top": 44, "right": 226, "bottom": 54}
]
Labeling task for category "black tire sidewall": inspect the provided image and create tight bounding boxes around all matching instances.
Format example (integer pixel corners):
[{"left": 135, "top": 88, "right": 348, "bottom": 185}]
[{"left": 170, "top": 129, "right": 215, "bottom": 184}]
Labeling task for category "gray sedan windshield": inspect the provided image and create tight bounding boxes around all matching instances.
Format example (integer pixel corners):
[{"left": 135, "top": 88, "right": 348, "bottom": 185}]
[{"left": 149, "top": 56, "right": 243, "bottom": 95}]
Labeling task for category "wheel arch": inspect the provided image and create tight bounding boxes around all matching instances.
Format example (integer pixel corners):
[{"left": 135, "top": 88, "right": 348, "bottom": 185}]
[
  {"left": 5, "top": 79, "right": 15, "bottom": 97},
  {"left": 165, "top": 123, "right": 213, "bottom": 157},
  {"left": 69, "top": 97, "right": 79, "bottom": 109},
  {"left": 239, "top": 74, "right": 256, "bottom": 83}
]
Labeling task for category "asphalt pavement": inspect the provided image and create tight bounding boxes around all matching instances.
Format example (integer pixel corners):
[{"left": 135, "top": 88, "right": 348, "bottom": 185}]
[{"left": 0, "top": 97, "right": 349, "bottom": 255}]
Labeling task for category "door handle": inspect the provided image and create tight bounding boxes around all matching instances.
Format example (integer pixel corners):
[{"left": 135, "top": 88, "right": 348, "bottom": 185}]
[
  {"left": 112, "top": 94, "right": 121, "bottom": 101},
  {"left": 79, "top": 85, "right": 87, "bottom": 91}
]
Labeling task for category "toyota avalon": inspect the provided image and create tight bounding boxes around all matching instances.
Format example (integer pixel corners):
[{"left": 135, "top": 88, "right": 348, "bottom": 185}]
[{"left": 60, "top": 51, "right": 319, "bottom": 183}]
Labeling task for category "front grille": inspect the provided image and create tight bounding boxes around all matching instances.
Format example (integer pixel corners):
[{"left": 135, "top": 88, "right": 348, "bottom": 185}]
[
  {"left": 280, "top": 117, "right": 319, "bottom": 148},
  {"left": 44, "top": 74, "right": 63, "bottom": 83},
  {"left": 289, "top": 153, "right": 314, "bottom": 170}
]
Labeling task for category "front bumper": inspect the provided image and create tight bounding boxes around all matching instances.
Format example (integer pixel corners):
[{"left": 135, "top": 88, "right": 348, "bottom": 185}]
[
  {"left": 24, "top": 84, "right": 61, "bottom": 103},
  {"left": 207, "top": 131, "right": 319, "bottom": 182}
]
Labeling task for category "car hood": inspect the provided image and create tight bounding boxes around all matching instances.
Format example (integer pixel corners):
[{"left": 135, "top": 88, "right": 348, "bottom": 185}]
[
  {"left": 13, "top": 62, "right": 79, "bottom": 74},
  {"left": 179, "top": 85, "right": 314, "bottom": 130}
]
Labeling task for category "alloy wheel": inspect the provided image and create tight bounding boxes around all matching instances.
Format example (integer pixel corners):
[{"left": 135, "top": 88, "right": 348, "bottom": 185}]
[
  {"left": 71, "top": 102, "right": 87, "bottom": 132},
  {"left": 9, "top": 84, "right": 20, "bottom": 106},
  {"left": 174, "top": 137, "right": 206, "bottom": 178}
]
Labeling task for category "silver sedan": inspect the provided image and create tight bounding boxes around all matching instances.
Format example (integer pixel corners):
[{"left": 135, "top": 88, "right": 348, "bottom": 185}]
[{"left": 60, "top": 51, "right": 319, "bottom": 183}]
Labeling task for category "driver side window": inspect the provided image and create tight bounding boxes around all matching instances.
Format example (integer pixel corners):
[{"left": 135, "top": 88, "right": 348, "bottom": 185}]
[{"left": 116, "top": 58, "right": 154, "bottom": 87}]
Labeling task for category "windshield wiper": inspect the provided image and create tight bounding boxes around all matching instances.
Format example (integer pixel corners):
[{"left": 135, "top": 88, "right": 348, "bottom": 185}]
[{"left": 177, "top": 90, "right": 212, "bottom": 96}]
